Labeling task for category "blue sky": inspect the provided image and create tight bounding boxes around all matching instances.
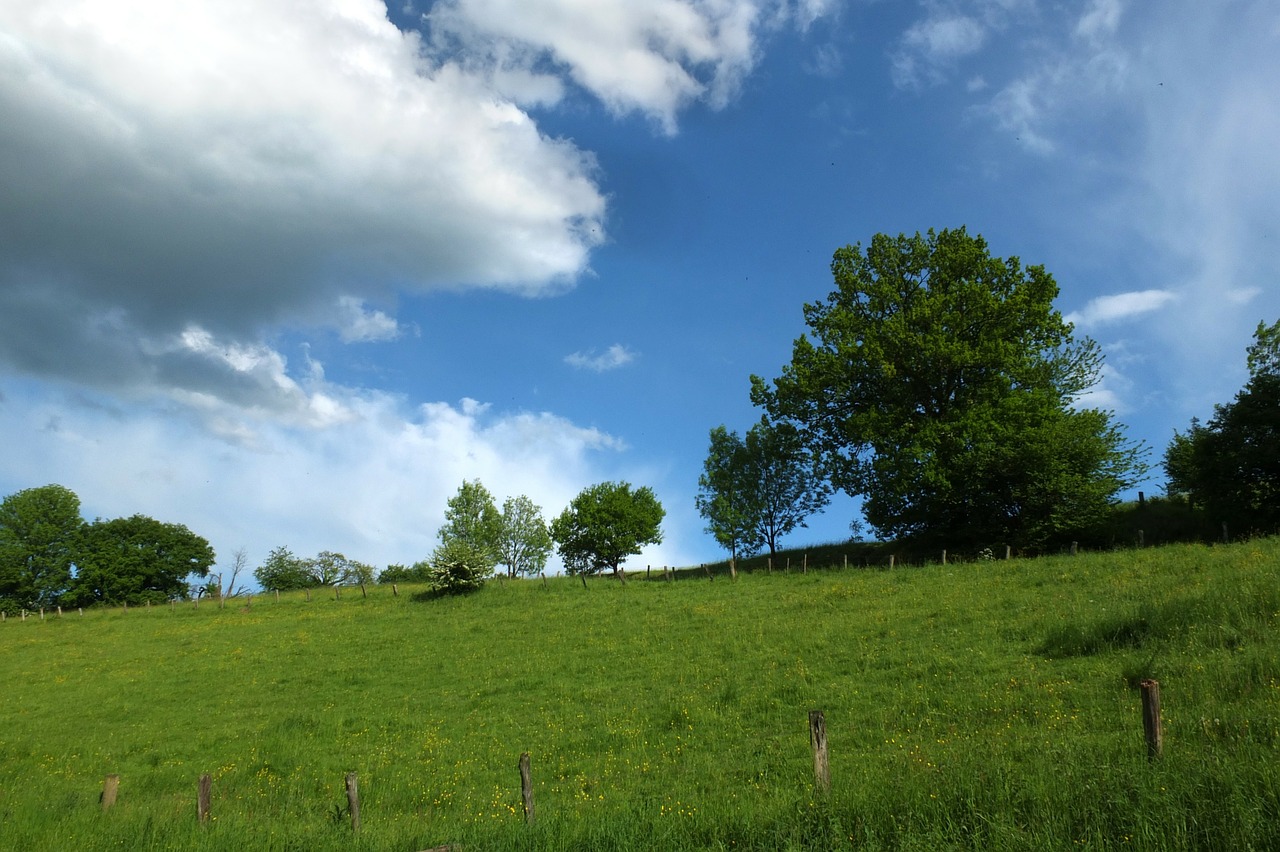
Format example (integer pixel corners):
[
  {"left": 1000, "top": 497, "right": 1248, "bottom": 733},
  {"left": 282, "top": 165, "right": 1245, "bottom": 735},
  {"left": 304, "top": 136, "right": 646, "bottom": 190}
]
[{"left": 1, "top": 0, "right": 1277, "bottom": 576}]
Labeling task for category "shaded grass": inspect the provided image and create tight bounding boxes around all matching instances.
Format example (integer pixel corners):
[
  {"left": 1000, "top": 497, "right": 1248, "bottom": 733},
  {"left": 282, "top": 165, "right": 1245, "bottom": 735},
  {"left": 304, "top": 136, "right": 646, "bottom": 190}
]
[{"left": 1, "top": 539, "right": 1278, "bottom": 849}]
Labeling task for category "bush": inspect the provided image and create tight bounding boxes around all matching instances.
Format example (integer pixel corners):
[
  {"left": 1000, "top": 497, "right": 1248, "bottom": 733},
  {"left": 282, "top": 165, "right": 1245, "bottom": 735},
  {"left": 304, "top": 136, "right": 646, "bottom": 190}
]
[{"left": 426, "top": 540, "right": 491, "bottom": 595}]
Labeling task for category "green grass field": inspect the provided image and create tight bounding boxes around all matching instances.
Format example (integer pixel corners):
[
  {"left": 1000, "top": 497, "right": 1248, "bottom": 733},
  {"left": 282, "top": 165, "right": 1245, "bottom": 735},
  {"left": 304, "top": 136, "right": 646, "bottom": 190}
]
[{"left": 2, "top": 539, "right": 1278, "bottom": 850}]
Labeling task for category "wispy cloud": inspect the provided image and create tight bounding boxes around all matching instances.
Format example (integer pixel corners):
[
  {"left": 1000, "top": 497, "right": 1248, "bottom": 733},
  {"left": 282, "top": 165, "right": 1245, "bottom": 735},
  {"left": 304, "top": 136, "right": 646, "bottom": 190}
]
[
  {"left": 1066, "top": 290, "right": 1178, "bottom": 328},
  {"left": 564, "top": 344, "right": 637, "bottom": 372}
]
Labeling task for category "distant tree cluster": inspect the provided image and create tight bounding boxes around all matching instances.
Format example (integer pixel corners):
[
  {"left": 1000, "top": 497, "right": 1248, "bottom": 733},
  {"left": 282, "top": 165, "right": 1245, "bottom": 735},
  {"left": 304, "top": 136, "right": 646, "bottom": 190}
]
[
  {"left": 1165, "top": 319, "right": 1280, "bottom": 536},
  {"left": 251, "top": 547, "right": 374, "bottom": 591},
  {"left": 0, "top": 485, "right": 215, "bottom": 612},
  {"left": 707, "top": 227, "right": 1151, "bottom": 556}
]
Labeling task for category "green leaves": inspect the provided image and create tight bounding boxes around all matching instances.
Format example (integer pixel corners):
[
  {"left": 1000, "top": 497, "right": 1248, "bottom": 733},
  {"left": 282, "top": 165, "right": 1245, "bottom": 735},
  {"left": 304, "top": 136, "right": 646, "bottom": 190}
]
[
  {"left": 550, "top": 482, "right": 664, "bottom": 577},
  {"left": 1165, "top": 319, "right": 1280, "bottom": 534},
  {"left": 696, "top": 418, "right": 831, "bottom": 558},
  {"left": 0, "top": 484, "right": 82, "bottom": 610},
  {"left": 754, "top": 227, "right": 1146, "bottom": 550}
]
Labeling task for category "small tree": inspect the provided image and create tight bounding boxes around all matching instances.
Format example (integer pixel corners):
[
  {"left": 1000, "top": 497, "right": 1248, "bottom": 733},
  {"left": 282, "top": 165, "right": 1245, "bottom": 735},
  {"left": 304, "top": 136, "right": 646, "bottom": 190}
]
[
  {"left": 438, "top": 480, "right": 501, "bottom": 572},
  {"left": 254, "top": 545, "right": 314, "bottom": 591},
  {"left": 496, "top": 495, "right": 552, "bottom": 577},
  {"left": 426, "top": 539, "right": 491, "bottom": 595},
  {"left": 697, "top": 418, "right": 831, "bottom": 561},
  {"left": 550, "top": 482, "right": 664, "bottom": 581}
]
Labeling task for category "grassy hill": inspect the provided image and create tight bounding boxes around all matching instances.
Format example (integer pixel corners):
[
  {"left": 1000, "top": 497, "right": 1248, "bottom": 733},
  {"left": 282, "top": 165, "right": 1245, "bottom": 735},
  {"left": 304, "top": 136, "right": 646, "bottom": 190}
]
[{"left": 2, "top": 539, "right": 1278, "bottom": 850}]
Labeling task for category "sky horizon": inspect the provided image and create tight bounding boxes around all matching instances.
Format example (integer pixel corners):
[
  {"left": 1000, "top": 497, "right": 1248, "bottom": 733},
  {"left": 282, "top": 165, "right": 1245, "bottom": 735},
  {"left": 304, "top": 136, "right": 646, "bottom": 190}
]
[{"left": 2, "top": 0, "right": 1277, "bottom": 579}]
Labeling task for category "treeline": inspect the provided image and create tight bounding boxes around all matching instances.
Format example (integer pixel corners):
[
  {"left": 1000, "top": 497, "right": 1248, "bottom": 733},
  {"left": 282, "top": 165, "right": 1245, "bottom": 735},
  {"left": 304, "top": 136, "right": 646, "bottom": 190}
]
[{"left": 0, "top": 485, "right": 214, "bottom": 614}]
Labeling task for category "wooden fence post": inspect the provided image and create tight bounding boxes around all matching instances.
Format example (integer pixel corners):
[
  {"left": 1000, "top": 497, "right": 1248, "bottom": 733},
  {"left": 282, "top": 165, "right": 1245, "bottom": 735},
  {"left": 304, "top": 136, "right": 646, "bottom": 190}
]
[
  {"left": 703, "top": 563, "right": 712, "bottom": 582},
  {"left": 1138, "top": 529, "right": 1145, "bottom": 548},
  {"left": 392, "top": 583, "right": 399, "bottom": 597},
  {"left": 1140, "top": 680, "right": 1163, "bottom": 761},
  {"left": 767, "top": 557, "right": 772, "bottom": 574},
  {"left": 1005, "top": 545, "right": 1012, "bottom": 560},
  {"left": 1222, "top": 522, "right": 1230, "bottom": 544},
  {"left": 275, "top": 589, "right": 281, "bottom": 602},
  {"left": 519, "top": 752, "right": 535, "bottom": 824},
  {"left": 888, "top": 554, "right": 895, "bottom": 570},
  {"left": 345, "top": 772, "right": 361, "bottom": 832},
  {"left": 1071, "top": 541, "right": 1079, "bottom": 556},
  {"left": 809, "top": 710, "right": 830, "bottom": 794},
  {"left": 101, "top": 774, "right": 120, "bottom": 811},
  {"left": 803, "top": 553, "right": 808, "bottom": 574},
  {"left": 306, "top": 589, "right": 311, "bottom": 602},
  {"left": 198, "top": 773, "right": 211, "bottom": 823},
  {"left": 942, "top": 549, "right": 947, "bottom": 565},
  {"left": 843, "top": 554, "right": 848, "bottom": 570}
]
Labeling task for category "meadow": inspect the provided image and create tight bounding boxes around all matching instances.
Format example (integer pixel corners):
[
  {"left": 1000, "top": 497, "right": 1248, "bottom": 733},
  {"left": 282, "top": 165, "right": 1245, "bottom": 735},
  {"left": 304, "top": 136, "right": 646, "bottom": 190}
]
[{"left": 1, "top": 539, "right": 1278, "bottom": 850}]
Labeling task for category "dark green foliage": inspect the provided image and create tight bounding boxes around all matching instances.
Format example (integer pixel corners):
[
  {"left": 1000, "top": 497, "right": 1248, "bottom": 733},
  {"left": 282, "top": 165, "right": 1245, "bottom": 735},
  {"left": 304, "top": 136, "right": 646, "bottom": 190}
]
[
  {"left": 253, "top": 545, "right": 315, "bottom": 591},
  {"left": 66, "top": 514, "right": 214, "bottom": 605},
  {"left": 377, "top": 561, "right": 431, "bottom": 584},
  {"left": 697, "top": 417, "right": 831, "bottom": 560},
  {"left": 752, "top": 228, "right": 1147, "bottom": 551},
  {"left": 551, "top": 481, "right": 665, "bottom": 577},
  {"left": 1165, "top": 319, "right": 1280, "bottom": 536},
  {"left": 0, "top": 483, "right": 82, "bottom": 611}
]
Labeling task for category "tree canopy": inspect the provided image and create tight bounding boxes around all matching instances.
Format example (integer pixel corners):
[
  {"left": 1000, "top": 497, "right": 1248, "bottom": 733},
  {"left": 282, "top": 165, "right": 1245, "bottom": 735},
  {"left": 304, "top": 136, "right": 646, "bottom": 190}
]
[
  {"left": 438, "top": 480, "right": 501, "bottom": 571},
  {"left": 1164, "top": 319, "right": 1280, "bottom": 535},
  {"left": 751, "top": 228, "right": 1146, "bottom": 551},
  {"left": 697, "top": 418, "right": 831, "bottom": 560},
  {"left": 550, "top": 482, "right": 664, "bottom": 580},
  {"left": 67, "top": 514, "right": 215, "bottom": 606},
  {"left": 0, "top": 484, "right": 82, "bottom": 610},
  {"left": 495, "top": 495, "right": 552, "bottom": 578}
]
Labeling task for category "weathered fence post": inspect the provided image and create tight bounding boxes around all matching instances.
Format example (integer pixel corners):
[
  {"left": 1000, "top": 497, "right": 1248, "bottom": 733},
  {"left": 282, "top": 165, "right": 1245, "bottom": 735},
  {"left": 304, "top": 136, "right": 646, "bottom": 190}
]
[
  {"left": 1222, "top": 522, "right": 1230, "bottom": 544},
  {"left": 1005, "top": 545, "right": 1012, "bottom": 560},
  {"left": 101, "top": 774, "right": 120, "bottom": 811},
  {"left": 392, "top": 583, "right": 399, "bottom": 597},
  {"left": 809, "top": 710, "right": 830, "bottom": 794},
  {"left": 306, "top": 589, "right": 311, "bottom": 602},
  {"left": 519, "top": 752, "right": 535, "bottom": 824},
  {"left": 1071, "top": 541, "right": 1079, "bottom": 556},
  {"left": 275, "top": 589, "right": 280, "bottom": 602},
  {"left": 345, "top": 772, "right": 361, "bottom": 832},
  {"left": 57, "top": 606, "right": 62, "bottom": 618},
  {"left": 1138, "top": 529, "right": 1145, "bottom": 548},
  {"left": 803, "top": 553, "right": 808, "bottom": 574},
  {"left": 767, "top": 557, "right": 772, "bottom": 573},
  {"left": 703, "top": 563, "right": 713, "bottom": 582},
  {"left": 646, "top": 565, "right": 651, "bottom": 579},
  {"left": 1140, "top": 680, "right": 1163, "bottom": 761},
  {"left": 942, "top": 549, "right": 947, "bottom": 565},
  {"left": 889, "top": 554, "right": 895, "bottom": 570},
  {"left": 198, "top": 773, "right": 211, "bottom": 823},
  {"left": 79, "top": 607, "right": 84, "bottom": 617}
]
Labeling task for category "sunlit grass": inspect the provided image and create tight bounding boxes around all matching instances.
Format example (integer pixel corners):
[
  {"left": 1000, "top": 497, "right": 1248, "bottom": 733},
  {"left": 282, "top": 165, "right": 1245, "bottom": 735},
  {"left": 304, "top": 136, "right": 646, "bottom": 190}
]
[{"left": 2, "top": 539, "right": 1278, "bottom": 849}]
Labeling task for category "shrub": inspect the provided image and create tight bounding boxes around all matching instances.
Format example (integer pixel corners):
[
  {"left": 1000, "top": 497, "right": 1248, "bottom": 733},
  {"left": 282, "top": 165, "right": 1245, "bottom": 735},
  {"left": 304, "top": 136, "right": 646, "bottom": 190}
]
[{"left": 426, "top": 539, "right": 491, "bottom": 595}]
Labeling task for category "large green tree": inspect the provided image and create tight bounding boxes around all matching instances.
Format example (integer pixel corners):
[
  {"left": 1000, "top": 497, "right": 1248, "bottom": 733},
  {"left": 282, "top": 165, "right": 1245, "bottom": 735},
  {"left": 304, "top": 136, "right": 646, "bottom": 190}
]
[
  {"left": 0, "top": 484, "right": 83, "bottom": 610},
  {"left": 697, "top": 418, "right": 831, "bottom": 560},
  {"left": 550, "top": 482, "right": 664, "bottom": 581},
  {"left": 1164, "top": 319, "right": 1280, "bottom": 535},
  {"left": 68, "top": 515, "right": 215, "bottom": 605},
  {"left": 751, "top": 228, "right": 1146, "bottom": 551},
  {"left": 495, "top": 495, "right": 552, "bottom": 578}
]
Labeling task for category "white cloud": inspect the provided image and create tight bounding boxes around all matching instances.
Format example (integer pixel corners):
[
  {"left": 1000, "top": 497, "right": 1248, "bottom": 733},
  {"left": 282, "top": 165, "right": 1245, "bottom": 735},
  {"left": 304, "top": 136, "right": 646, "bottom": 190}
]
[
  {"left": 425, "top": 0, "right": 838, "bottom": 133},
  {"left": 565, "top": 344, "right": 637, "bottom": 372},
  {"left": 335, "top": 297, "right": 402, "bottom": 344},
  {"left": 1065, "top": 290, "right": 1178, "bottom": 328},
  {"left": 0, "top": 0, "right": 606, "bottom": 401}
]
